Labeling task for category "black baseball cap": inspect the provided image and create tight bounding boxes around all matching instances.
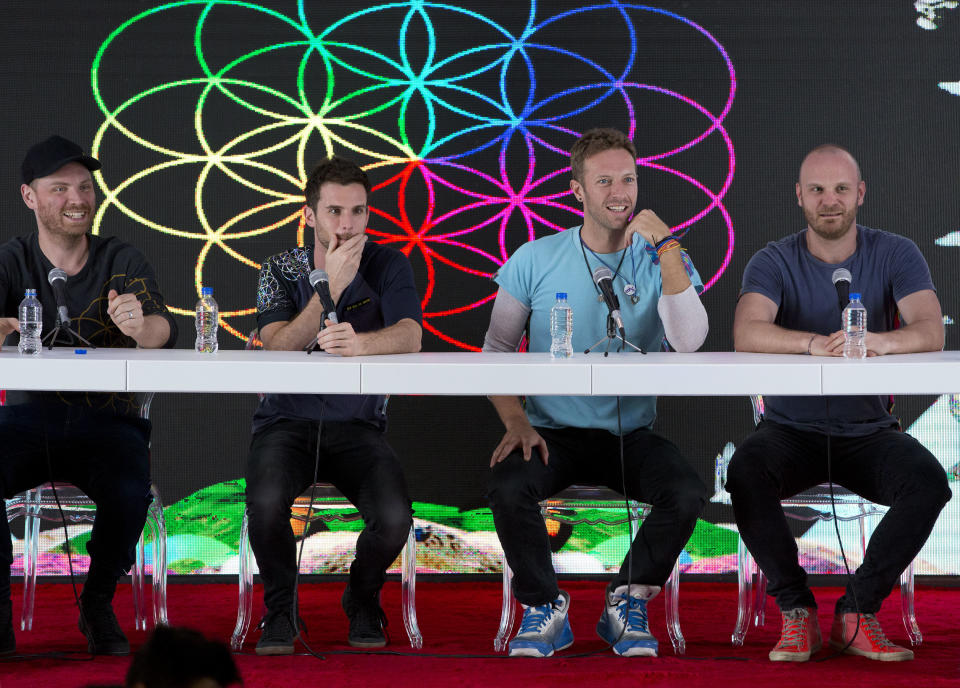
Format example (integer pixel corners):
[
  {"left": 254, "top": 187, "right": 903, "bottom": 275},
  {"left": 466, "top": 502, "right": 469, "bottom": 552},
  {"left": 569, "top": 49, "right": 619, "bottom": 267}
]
[{"left": 21, "top": 135, "right": 101, "bottom": 185}]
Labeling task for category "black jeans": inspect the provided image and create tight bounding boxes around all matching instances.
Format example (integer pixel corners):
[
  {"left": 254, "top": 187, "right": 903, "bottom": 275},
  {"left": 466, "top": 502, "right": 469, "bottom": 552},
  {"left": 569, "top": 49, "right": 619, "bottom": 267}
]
[
  {"left": 726, "top": 420, "right": 951, "bottom": 614},
  {"left": 0, "top": 403, "right": 152, "bottom": 606},
  {"left": 486, "top": 426, "right": 707, "bottom": 607},
  {"left": 245, "top": 418, "right": 413, "bottom": 615}
]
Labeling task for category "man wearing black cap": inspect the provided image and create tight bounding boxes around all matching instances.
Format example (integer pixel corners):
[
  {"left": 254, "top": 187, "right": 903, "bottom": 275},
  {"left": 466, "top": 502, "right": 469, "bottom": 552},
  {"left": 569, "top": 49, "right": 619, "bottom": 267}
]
[{"left": 0, "top": 135, "right": 178, "bottom": 655}]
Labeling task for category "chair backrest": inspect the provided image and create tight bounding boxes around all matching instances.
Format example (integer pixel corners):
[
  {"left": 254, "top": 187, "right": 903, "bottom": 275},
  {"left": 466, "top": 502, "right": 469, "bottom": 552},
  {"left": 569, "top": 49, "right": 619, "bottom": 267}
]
[
  {"left": 750, "top": 394, "right": 764, "bottom": 426},
  {"left": 546, "top": 485, "right": 636, "bottom": 505},
  {"left": 540, "top": 485, "right": 646, "bottom": 525}
]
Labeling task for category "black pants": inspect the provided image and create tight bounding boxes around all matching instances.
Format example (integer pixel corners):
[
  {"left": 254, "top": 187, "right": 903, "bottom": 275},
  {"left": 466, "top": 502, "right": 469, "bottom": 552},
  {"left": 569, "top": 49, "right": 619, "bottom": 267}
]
[
  {"left": 0, "top": 403, "right": 152, "bottom": 606},
  {"left": 486, "top": 426, "right": 707, "bottom": 607},
  {"left": 245, "top": 419, "right": 413, "bottom": 615},
  {"left": 726, "top": 420, "right": 951, "bottom": 614}
]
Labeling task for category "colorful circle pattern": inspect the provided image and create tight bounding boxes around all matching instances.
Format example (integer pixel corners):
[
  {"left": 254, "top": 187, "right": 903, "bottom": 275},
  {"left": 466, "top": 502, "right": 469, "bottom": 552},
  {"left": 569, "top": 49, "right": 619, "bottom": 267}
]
[{"left": 90, "top": 1, "right": 736, "bottom": 349}]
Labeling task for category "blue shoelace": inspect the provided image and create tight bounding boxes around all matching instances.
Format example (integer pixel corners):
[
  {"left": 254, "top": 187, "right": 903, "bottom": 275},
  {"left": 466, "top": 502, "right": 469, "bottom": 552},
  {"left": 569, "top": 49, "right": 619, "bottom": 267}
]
[
  {"left": 519, "top": 601, "right": 559, "bottom": 633},
  {"left": 615, "top": 595, "right": 650, "bottom": 632}
]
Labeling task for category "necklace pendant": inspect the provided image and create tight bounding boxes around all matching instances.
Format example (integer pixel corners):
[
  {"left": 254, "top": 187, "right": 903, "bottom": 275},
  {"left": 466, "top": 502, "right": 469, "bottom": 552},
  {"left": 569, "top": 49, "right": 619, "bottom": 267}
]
[
  {"left": 597, "top": 294, "right": 603, "bottom": 303},
  {"left": 631, "top": 294, "right": 640, "bottom": 305},
  {"left": 623, "top": 283, "right": 636, "bottom": 297}
]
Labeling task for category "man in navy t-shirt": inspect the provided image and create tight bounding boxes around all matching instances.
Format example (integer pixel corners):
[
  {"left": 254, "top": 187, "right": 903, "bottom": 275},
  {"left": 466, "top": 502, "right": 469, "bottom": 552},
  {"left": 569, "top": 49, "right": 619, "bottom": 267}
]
[
  {"left": 729, "top": 144, "right": 951, "bottom": 662},
  {"left": 246, "top": 156, "right": 422, "bottom": 655}
]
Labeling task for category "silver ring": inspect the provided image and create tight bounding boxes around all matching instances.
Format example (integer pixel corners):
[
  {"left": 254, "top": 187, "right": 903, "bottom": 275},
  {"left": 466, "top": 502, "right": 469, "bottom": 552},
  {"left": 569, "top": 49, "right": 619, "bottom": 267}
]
[{"left": 128, "top": 311, "right": 134, "bottom": 320}]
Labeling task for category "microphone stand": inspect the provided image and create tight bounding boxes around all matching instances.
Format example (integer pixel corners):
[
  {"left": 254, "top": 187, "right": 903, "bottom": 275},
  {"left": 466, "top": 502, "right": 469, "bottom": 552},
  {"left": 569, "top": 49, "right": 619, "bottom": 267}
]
[
  {"left": 584, "top": 313, "right": 645, "bottom": 356},
  {"left": 43, "top": 313, "right": 96, "bottom": 350}
]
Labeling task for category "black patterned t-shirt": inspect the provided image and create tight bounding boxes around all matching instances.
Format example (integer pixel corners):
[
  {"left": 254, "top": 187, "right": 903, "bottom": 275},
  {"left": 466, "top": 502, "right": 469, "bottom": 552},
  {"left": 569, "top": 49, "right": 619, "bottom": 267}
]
[
  {"left": 0, "top": 232, "right": 177, "bottom": 415},
  {"left": 252, "top": 242, "right": 422, "bottom": 432}
]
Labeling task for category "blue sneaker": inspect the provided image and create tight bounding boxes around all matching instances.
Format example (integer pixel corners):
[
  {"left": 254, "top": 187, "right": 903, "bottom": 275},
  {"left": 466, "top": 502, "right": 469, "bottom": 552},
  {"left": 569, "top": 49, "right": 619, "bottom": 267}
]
[
  {"left": 596, "top": 585, "right": 658, "bottom": 657},
  {"left": 508, "top": 590, "right": 574, "bottom": 657}
]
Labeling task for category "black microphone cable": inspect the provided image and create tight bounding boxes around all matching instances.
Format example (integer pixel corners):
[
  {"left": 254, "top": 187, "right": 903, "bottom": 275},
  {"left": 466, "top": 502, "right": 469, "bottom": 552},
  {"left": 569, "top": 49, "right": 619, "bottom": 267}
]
[
  {"left": 285, "top": 402, "right": 328, "bottom": 661},
  {"left": 813, "top": 396, "right": 862, "bottom": 662},
  {"left": 0, "top": 404, "right": 96, "bottom": 663}
]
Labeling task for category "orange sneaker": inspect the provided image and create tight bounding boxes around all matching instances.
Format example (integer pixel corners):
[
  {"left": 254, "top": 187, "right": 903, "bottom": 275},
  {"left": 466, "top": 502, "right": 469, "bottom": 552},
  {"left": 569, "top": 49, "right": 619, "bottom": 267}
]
[
  {"left": 769, "top": 607, "right": 822, "bottom": 662},
  {"left": 829, "top": 613, "right": 914, "bottom": 661}
]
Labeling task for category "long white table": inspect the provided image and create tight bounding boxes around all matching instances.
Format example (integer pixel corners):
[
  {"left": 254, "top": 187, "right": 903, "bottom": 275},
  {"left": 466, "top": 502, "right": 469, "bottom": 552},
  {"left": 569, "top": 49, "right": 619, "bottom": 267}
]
[
  {"left": 0, "top": 347, "right": 128, "bottom": 392},
  {"left": 819, "top": 351, "right": 960, "bottom": 395},
  {"left": 4, "top": 348, "right": 960, "bottom": 395},
  {"left": 124, "top": 349, "right": 361, "bottom": 394}
]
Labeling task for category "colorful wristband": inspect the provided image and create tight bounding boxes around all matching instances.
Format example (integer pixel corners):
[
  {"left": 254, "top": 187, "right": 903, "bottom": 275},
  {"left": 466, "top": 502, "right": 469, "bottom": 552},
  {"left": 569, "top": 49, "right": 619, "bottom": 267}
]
[
  {"left": 656, "top": 239, "right": 681, "bottom": 257},
  {"left": 653, "top": 236, "right": 676, "bottom": 251}
]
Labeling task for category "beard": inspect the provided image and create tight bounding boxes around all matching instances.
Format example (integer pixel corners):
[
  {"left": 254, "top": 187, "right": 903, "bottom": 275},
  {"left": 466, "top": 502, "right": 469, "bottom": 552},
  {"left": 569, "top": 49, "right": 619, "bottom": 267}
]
[
  {"left": 803, "top": 203, "right": 857, "bottom": 240},
  {"left": 37, "top": 203, "right": 93, "bottom": 240}
]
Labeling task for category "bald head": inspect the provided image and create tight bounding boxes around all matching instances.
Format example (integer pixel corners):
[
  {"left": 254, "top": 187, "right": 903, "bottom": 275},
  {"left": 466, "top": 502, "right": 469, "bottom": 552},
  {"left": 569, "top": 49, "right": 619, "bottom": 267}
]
[{"left": 799, "top": 144, "right": 861, "bottom": 183}]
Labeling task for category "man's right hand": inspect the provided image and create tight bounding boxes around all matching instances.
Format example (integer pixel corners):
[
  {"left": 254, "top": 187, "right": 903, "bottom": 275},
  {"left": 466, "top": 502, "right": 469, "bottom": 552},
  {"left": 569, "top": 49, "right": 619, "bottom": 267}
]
[
  {"left": 810, "top": 330, "right": 844, "bottom": 356},
  {"left": 490, "top": 424, "right": 549, "bottom": 467},
  {"left": 0, "top": 317, "right": 20, "bottom": 341},
  {"left": 325, "top": 233, "right": 367, "bottom": 303}
]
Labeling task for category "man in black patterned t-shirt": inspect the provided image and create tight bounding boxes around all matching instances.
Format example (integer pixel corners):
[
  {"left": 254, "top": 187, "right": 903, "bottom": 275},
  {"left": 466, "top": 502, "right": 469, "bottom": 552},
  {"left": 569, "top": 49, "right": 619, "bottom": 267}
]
[
  {"left": 247, "top": 156, "right": 421, "bottom": 655},
  {"left": 0, "top": 136, "right": 177, "bottom": 657}
]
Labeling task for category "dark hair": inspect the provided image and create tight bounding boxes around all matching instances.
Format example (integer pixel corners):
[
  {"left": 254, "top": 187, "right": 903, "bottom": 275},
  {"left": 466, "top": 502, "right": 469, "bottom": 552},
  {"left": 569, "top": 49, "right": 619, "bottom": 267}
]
[
  {"left": 569, "top": 128, "right": 637, "bottom": 182},
  {"left": 800, "top": 143, "right": 862, "bottom": 182},
  {"left": 125, "top": 626, "right": 241, "bottom": 688},
  {"left": 304, "top": 156, "right": 371, "bottom": 211}
]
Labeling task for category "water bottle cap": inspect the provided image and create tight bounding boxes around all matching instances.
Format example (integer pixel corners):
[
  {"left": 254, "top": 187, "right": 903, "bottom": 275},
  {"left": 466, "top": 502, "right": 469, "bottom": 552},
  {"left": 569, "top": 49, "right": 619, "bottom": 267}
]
[
  {"left": 850, "top": 292, "right": 861, "bottom": 300},
  {"left": 25, "top": 288, "right": 36, "bottom": 296},
  {"left": 555, "top": 292, "right": 567, "bottom": 300},
  {"left": 201, "top": 286, "right": 213, "bottom": 296}
]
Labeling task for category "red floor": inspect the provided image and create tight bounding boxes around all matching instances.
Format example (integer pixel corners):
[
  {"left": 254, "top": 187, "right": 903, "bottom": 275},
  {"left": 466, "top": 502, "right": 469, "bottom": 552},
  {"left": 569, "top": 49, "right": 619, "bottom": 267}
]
[{"left": 2, "top": 580, "right": 958, "bottom": 687}]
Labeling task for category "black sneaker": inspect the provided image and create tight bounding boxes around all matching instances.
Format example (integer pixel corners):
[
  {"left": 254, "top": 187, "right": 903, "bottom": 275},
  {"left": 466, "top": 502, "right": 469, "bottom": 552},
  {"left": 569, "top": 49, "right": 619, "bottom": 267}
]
[
  {"left": 342, "top": 585, "right": 387, "bottom": 648},
  {"left": 255, "top": 610, "right": 297, "bottom": 656},
  {"left": 78, "top": 601, "right": 130, "bottom": 655},
  {"left": 0, "top": 601, "right": 15, "bottom": 656}
]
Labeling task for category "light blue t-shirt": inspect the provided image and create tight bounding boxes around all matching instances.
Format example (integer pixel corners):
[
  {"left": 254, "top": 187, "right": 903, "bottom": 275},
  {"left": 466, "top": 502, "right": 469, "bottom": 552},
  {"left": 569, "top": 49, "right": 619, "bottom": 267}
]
[{"left": 494, "top": 227, "right": 703, "bottom": 434}]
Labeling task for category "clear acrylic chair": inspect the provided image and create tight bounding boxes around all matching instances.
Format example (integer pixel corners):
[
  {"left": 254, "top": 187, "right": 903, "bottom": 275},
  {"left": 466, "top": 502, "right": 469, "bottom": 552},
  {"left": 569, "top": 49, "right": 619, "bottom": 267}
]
[
  {"left": 230, "top": 483, "right": 421, "bottom": 650},
  {"left": 494, "top": 486, "right": 684, "bottom": 654},
  {"left": 4, "top": 393, "right": 168, "bottom": 632},
  {"left": 712, "top": 394, "right": 920, "bottom": 647}
]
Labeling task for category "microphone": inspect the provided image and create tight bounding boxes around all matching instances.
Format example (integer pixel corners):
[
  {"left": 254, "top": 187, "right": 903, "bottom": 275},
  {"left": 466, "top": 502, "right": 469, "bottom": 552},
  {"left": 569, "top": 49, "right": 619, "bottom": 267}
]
[
  {"left": 47, "top": 268, "right": 70, "bottom": 326},
  {"left": 592, "top": 265, "right": 624, "bottom": 333},
  {"left": 832, "top": 267, "right": 851, "bottom": 311},
  {"left": 308, "top": 269, "right": 338, "bottom": 326}
]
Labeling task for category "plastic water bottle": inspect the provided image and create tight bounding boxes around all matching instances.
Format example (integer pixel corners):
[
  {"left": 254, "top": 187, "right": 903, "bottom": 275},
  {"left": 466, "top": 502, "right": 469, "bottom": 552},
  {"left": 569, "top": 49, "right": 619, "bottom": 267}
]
[
  {"left": 194, "top": 286, "right": 218, "bottom": 353},
  {"left": 18, "top": 289, "right": 42, "bottom": 355},
  {"left": 549, "top": 292, "right": 573, "bottom": 359},
  {"left": 842, "top": 292, "right": 867, "bottom": 360}
]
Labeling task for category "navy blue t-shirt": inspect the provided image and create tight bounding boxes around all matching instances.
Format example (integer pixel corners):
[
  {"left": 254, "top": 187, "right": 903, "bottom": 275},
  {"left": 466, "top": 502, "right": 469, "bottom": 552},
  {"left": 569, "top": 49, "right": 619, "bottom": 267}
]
[
  {"left": 252, "top": 241, "right": 421, "bottom": 432},
  {"left": 740, "top": 225, "right": 935, "bottom": 436}
]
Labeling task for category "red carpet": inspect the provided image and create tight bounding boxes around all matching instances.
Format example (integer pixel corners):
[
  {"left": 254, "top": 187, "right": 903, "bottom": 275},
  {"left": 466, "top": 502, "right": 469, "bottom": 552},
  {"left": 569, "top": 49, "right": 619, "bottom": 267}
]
[{"left": 2, "top": 580, "right": 959, "bottom": 687}]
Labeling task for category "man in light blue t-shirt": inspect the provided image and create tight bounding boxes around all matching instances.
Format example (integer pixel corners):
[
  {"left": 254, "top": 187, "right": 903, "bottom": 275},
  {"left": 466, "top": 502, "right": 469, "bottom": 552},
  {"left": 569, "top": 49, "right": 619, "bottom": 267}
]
[
  {"left": 729, "top": 144, "right": 950, "bottom": 663},
  {"left": 482, "top": 128, "right": 709, "bottom": 658}
]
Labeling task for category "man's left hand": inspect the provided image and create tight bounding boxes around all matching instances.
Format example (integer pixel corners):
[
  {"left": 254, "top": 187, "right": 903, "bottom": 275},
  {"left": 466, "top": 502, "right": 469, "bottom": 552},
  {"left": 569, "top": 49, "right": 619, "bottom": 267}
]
[
  {"left": 317, "top": 320, "right": 362, "bottom": 356},
  {"left": 107, "top": 289, "right": 145, "bottom": 338},
  {"left": 625, "top": 209, "right": 672, "bottom": 248},
  {"left": 864, "top": 331, "right": 890, "bottom": 357}
]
